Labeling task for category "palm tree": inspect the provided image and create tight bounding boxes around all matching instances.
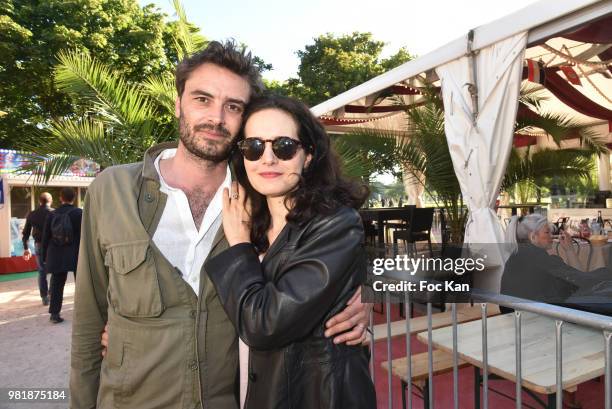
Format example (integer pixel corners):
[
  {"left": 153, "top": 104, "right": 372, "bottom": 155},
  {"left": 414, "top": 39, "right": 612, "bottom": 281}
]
[
  {"left": 18, "top": 0, "right": 204, "bottom": 182},
  {"left": 501, "top": 147, "right": 595, "bottom": 206}
]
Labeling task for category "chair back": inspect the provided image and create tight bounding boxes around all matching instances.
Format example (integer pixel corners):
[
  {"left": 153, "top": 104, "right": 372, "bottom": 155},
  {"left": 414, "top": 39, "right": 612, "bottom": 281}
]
[
  {"left": 400, "top": 205, "right": 416, "bottom": 224},
  {"left": 410, "top": 207, "right": 435, "bottom": 233}
]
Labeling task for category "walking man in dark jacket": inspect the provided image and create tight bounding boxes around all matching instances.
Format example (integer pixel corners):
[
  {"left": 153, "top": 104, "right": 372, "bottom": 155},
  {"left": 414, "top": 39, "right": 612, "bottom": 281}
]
[
  {"left": 41, "top": 187, "right": 82, "bottom": 323},
  {"left": 22, "top": 192, "right": 54, "bottom": 305}
]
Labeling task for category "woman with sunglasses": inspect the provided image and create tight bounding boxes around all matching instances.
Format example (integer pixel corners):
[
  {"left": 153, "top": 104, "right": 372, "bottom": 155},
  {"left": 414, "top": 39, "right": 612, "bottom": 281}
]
[{"left": 205, "top": 95, "right": 376, "bottom": 409}]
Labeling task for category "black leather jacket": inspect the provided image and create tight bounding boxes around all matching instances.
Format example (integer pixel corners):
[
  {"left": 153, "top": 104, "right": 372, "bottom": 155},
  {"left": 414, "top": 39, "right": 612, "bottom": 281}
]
[{"left": 206, "top": 206, "right": 376, "bottom": 409}]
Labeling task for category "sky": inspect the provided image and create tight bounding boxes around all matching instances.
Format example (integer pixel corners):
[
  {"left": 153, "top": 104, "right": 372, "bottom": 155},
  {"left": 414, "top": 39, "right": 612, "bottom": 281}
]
[{"left": 140, "top": 0, "right": 540, "bottom": 82}]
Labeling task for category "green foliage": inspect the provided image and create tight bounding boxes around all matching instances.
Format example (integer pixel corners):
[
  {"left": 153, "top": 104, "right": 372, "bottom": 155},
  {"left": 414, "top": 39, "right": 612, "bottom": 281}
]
[
  {"left": 330, "top": 135, "right": 380, "bottom": 180},
  {"left": 401, "top": 104, "right": 468, "bottom": 242},
  {"left": 502, "top": 147, "right": 595, "bottom": 193},
  {"left": 331, "top": 131, "right": 402, "bottom": 178},
  {"left": 13, "top": 0, "right": 276, "bottom": 182},
  {"left": 0, "top": 0, "right": 177, "bottom": 148},
  {"left": 277, "top": 32, "right": 414, "bottom": 106},
  {"left": 369, "top": 179, "right": 406, "bottom": 200},
  {"left": 19, "top": 49, "right": 177, "bottom": 182}
]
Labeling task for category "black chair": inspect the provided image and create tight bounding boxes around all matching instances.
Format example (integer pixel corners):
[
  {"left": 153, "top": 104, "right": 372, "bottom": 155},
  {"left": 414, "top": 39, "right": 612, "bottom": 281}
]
[
  {"left": 553, "top": 216, "right": 570, "bottom": 233},
  {"left": 384, "top": 205, "right": 416, "bottom": 245},
  {"left": 393, "top": 207, "right": 435, "bottom": 258},
  {"left": 362, "top": 219, "right": 377, "bottom": 245},
  {"left": 392, "top": 207, "right": 437, "bottom": 317}
]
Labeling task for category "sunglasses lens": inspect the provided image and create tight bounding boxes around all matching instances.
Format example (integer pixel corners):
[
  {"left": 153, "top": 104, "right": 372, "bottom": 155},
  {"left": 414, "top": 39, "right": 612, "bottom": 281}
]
[
  {"left": 239, "top": 139, "right": 265, "bottom": 161},
  {"left": 272, "top": 137, "right": 300, "bottom": 160},
  {"left": 239, "top": 137, "right": 302, "bottom": 161}
]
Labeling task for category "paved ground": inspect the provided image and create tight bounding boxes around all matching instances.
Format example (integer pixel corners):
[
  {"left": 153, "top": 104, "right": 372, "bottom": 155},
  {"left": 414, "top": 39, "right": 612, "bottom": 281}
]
[{"left": 0, "top": 275, "right": 74, "bottom": 409}]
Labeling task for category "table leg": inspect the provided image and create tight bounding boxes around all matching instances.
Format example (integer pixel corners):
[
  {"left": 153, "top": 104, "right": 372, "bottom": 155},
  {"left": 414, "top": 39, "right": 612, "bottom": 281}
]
[
  {"left": 547, "top": 393, "right": 555, "bottom": 409},
  {"left": 474, "top": 366, "right": 480, "bottom": 409},
  {"left": 377, "top": 215, "right": 385, "bottom": 247}
]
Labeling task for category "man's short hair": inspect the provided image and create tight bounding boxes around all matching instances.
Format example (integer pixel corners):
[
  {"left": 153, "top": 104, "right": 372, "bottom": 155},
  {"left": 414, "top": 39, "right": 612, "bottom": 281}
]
[
  {"left": 175, "top": 40, "right": 265, "bottom": 99},
  {"left": 39, "top": 192, "right": 52, "bottom": 205},
  {"left": 60, "top": 187, "right": 76, "bottom": 203}
]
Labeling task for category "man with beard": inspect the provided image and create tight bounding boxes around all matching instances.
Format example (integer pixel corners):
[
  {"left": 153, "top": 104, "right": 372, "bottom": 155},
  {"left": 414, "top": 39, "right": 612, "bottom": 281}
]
[{"left": 70, "top": 41, "right": 370, "bottom": 409}]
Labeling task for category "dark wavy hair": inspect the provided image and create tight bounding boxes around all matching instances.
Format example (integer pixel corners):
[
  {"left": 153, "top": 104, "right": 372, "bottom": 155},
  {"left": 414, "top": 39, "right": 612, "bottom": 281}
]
[
  {"left": 175, "top": 40, "right": 265, "bottom": 98},
  {"left": 232, "top": 95, "right": 369, "bottom": 253}
]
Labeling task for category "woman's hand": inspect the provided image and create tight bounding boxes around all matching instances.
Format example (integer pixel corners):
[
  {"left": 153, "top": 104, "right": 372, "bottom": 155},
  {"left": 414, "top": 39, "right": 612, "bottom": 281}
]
[
  {"left": 101, "top": 323, "right": 108, "bottom": 357},
  {"left": 324, "top": 287, "right": 372, "bottom": 345},
  {"left": 222, "top": 181, "right": 252, "bottom": 247}
]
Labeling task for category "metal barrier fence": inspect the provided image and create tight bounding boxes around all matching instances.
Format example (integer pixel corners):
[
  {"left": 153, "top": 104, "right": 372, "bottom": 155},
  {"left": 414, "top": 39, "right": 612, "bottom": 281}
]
[{"left": 368, "top": 280, "right": 612, "bottom": 409}]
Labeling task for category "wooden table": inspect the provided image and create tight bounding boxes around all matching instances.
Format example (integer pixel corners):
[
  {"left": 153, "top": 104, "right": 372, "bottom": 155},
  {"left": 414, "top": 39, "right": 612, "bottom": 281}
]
[
  {"left": 360, "top": 207, "right": 414, "bottom": 245},
  {"left": 366, "top": 304, "right": 500, "bottom": 345},
  {"left": 417, "top": 312, "right": 605, "bottom": 407}
]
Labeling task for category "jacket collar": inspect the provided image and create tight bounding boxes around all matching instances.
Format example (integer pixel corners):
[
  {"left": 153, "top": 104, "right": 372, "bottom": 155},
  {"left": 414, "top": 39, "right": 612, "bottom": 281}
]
[{"left": 141, "top": 141, "right": 179, "bottom": 181}]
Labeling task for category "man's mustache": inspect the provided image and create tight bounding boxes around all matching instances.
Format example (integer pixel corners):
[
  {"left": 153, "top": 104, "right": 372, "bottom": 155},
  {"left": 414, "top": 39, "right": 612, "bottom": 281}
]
[{"left": 193, "top": 122, "right": 231, "bottom": 138}]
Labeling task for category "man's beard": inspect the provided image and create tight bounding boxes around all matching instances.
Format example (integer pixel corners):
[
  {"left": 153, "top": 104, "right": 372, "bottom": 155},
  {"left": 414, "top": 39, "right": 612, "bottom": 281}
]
[{"left": 178, "top": 112, "right": 234, "bottom": 163}]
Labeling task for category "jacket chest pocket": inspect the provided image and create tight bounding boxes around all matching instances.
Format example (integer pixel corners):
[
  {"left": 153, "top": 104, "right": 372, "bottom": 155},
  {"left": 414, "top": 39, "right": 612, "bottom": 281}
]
[{"left": 105, "top": 240, "right": 164, "bottom": 318}]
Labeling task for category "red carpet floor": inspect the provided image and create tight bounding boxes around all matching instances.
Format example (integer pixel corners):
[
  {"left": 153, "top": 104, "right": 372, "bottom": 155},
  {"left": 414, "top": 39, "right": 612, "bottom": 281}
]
[{"left": 371, "top": 306, "right": 604, "bottom": 409}]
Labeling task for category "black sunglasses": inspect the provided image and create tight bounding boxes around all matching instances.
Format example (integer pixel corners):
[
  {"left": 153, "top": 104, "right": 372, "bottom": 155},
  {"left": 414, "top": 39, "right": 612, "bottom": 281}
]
[{"left": 238, "top": 136, "right": 305, "bottom": 161}]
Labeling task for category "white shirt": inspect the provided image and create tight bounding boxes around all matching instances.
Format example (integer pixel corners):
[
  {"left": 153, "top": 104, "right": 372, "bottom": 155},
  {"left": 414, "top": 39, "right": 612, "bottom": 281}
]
[{"left": 152, "top": 148, "right": 230, "bottom": 295}]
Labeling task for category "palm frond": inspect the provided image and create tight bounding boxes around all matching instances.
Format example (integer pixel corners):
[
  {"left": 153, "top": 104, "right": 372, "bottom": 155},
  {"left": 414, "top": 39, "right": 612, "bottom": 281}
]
[
  {"left": 332, "top": 138, "right": 376, "bottom": 179},
  {"left": 502, "top": 147, "right": 595, "bottom": 191},
  {"left": 576, "top": 128, "right": 610, "bottom": 155},
  {"left": 17, "top": 118, "right": 140, "bottom": 183},
  {"left": 55, "top": 50, "right": 156, "bottom": 129},
  {"left": 171, "top": 0, "right": 207, "bottom": 59},
  {"left": 518, "top": 83, "right": 548, "bottom": 111},
  {"left": 516, "top": 110, "right": 607, "bottom": 155},
  {"left": 142, "top": 73, "right": 177, "bottom": 115}
]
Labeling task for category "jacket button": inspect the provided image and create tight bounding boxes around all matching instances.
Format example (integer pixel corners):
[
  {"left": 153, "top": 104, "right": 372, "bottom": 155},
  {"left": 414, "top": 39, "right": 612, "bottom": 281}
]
[
  {"left": 248, "top": 372, "right": 257, "bottom": 382},
  {"left": 189, "top": 310, "right": 197, "bottom": 318},
  {"left": 145, "top": 193, "right": 154, "bottom": 202},
  {"left": 189, "top": 360, "right": 198, "bottom": 371}
]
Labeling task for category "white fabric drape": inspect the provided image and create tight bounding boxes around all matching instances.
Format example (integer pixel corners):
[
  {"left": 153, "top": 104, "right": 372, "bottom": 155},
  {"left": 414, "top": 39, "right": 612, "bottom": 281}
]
[{"left": 435, "top": 32, "right": 527, "bottom": 270}]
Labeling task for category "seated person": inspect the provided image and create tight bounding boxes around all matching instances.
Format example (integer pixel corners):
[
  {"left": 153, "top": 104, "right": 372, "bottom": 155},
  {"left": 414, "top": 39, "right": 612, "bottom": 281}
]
[{"left": 502, "top": 214, "right": 612, "bottom": 315}]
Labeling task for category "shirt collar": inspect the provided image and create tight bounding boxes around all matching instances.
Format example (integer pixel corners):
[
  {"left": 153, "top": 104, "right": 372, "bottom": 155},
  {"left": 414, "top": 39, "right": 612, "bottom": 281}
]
[{"left": 153, "top": 148, "right": 231, "bottom": 194}]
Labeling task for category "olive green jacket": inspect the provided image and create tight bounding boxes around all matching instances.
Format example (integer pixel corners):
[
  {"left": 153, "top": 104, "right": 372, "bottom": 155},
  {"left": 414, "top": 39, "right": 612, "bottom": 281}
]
[{"left": 70, "top": 142, "right": 239, "bottom": 409}]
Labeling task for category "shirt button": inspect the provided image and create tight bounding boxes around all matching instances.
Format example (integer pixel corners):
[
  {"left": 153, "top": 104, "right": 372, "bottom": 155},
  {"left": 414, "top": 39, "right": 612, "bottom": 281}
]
[
  {"left": 248, "top": 372, "right": 257, "bottom": 382},
  {"left": 189, "top": 360, "right": 198, "bottom": 371},
  {"left": 189, "top": 310, "right": 197, "bottom": 318},
  {"left": 145, "top": 193, "right": 154, "bottom": 202}
]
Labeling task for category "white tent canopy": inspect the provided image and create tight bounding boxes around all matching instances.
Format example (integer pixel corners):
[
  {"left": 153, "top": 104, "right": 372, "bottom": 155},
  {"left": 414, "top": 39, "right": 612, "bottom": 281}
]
[
  {"left": 312, "top": 0, "right": 611, "bottom": 118},
  {"left": 311, "top": 0, "right": 612, "bottom": 289}
]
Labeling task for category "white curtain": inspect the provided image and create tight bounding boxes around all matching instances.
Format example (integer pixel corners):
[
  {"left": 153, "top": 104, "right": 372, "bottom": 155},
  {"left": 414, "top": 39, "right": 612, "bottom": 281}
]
[{"left": 435, "top": 32, "right": 527, "bottom": 274}]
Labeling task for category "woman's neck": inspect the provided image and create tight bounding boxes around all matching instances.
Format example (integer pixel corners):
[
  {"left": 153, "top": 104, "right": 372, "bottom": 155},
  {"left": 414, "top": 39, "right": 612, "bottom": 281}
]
[{"left": 266, "top": 195, "right": 290, "bottom": 239}]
